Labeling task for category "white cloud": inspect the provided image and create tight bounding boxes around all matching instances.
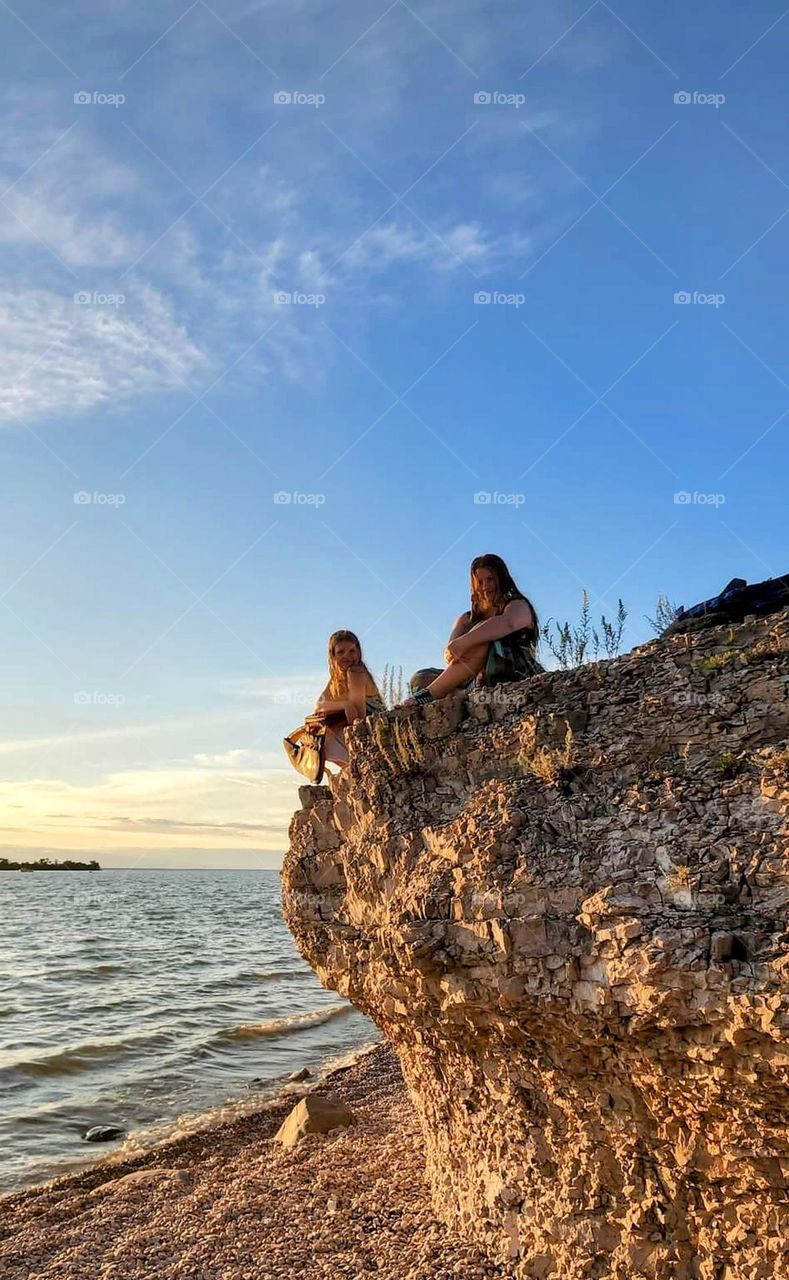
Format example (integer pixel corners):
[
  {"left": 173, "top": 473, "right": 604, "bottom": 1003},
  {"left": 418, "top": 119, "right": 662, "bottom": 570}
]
[
  {"left": 0, "top": 756, "right": 298, "bottom": 854},
  {"left": 218, "top": 673, "right": 324, "bottom": 704},
  {"left": 0, "top": 285, "right": 207, "bottom": 422},
  {"left": 0, "top": 710, "right": 264, "bottom": 756},
  {"left": 339, "top": 219, "right": 531, "bottom": 274},
  {"left": 0, "top": 127, "right": 143, "bottom": 269},
  {"left": 190, "top": 747, "right": 281, "bottom": 768}
]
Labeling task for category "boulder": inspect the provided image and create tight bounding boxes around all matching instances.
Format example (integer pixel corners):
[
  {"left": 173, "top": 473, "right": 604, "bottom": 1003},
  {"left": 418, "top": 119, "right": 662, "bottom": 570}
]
[
  {"left": 282, "top": 607, "right": 789, "bottom": 1279},
  {"left": 90, "top": 1167, "right": 192, "bottom": 1196},
  {"left": 83, "top": 1124, "right": 126, "bottom": 1143},
  {"left": 274, "top": 1093, "right": 356, "bottom": 1148}
]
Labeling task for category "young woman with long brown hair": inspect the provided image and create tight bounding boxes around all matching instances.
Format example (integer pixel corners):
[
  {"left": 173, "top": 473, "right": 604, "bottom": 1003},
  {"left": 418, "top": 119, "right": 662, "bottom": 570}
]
[
  {"left": 308, "top": 629, "right": 385, "bottom": 766},
  {"left": 406, "top": 553, "right": 543, "bottom": 704}
]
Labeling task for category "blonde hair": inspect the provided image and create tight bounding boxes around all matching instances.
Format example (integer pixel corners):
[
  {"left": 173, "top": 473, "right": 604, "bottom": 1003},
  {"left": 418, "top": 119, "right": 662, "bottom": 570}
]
[{"left": 326, "top": 630, "right": 383, "bottom": 702}]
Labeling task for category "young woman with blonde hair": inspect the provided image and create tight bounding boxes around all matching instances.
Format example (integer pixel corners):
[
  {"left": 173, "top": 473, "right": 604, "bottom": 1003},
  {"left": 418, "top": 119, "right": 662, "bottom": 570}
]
[{"left": 308, "top": 630, "right": 385, "bottom": 766}]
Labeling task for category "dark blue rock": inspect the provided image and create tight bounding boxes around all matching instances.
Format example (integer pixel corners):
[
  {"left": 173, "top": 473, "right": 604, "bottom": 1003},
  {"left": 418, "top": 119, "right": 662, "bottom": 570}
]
[{"left": 83, "top": 1125, "right": 126, "bottom": 1143}]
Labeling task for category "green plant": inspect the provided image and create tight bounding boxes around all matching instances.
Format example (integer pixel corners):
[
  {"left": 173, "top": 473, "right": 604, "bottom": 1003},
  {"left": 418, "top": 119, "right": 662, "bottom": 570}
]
[
  {"left": 664, "top": 864, "right": 692, "bottom": 893},
  {"left": 701, "top": 651, "right": 736, "bottom": 675},
  {"left": 380, "top": 664, "right": 406, "bottom": 707},
  {"left": 371, "top": 711, "right": 426, "bottom": 773},
  {"left": 645, "top": 593, "right": 681, "bottom": 635},
  {"left": 392, "top": 715, "right": 427, "bottom": 768},
  {"left": 764, "top": 747, "right": 789, "bottom": 784},
  {"left": 524, "top": 726, "right": 575, "bottom": 786},
  {"left": 540, "top": 592, "right": 628, "bottom": 670},
  {"left": 712, "top": 750, "right": 740, "bottom": 779}
]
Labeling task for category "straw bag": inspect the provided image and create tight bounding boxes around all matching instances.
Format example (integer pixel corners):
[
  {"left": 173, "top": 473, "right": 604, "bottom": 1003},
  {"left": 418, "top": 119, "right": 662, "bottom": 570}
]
[{"left": 283, "top": 722, "right": 326, "bottom": 783}]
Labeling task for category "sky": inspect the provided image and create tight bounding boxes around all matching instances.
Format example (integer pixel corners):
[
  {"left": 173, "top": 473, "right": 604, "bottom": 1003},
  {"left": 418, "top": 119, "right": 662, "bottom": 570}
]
[{"left": 0, "top": 0, "right": 786, "bottom": 868}]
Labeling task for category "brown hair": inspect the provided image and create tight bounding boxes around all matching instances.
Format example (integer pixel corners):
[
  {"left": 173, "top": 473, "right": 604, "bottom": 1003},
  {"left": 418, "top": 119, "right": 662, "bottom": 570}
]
[
  {"left": 469, "top": 554, "right": 540, "bottom": 641},
  {"left": 326, "top": 630, "right": 384, "bottom": 701}
]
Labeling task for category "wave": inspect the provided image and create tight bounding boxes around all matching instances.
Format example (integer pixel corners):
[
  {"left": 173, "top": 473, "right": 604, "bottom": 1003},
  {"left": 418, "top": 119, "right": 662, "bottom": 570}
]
[
  {"left": 195, "top": 967, "right": 306, "bottom": 994},
  {"left": 212, "top": 1005, "right": 354, "bottom": 1044},
  {"left": 105, "top": 1033, "right": 382, "bottom": 1164},
  {"left": 3, "top": 1030, "right": 176, "bottom": 1080}
]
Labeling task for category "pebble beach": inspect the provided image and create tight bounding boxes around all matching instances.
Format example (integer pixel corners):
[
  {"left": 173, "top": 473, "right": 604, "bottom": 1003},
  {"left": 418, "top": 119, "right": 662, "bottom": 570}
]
[{"left": 0, "top": 1042, "right": 512, "bottom": 1280}]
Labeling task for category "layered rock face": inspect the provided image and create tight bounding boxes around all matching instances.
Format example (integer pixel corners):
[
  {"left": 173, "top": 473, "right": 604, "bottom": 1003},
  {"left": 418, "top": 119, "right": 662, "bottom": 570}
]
[{"left": 281, "top": 611, "right": 789, "bottom": 1280}]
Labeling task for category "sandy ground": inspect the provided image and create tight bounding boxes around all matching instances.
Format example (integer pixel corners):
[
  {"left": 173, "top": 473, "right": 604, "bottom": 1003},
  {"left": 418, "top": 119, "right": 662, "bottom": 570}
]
[{"left": 0, "top": 1042, "right": 513, "bottom": 1280}]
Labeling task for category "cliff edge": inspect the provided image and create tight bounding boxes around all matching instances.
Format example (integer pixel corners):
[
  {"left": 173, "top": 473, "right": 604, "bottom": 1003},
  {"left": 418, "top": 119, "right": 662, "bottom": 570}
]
[{"left": 281, "top": 611, "right": 788, "bottom": 1280}]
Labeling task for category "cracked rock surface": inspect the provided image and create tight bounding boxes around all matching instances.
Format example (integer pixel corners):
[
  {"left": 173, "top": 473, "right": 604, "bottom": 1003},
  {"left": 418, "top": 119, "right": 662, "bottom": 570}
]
[{"left": 282, "top": 610, "right": 789, "bottom": 1280}]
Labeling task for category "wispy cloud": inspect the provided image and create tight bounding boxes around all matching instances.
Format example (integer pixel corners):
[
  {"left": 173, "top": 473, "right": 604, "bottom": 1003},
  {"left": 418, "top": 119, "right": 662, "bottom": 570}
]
[
  {"left": 0, "top": 755, "right": 298, "bottom": 853},
  {"left": 0, "top": 0, "right": 592, "bottom": 426},
  {"left": 0, "top": 121, "right": 144, "bottom": 269},
  {"left": 0, "top": 285, "right": 206, "bottom": 421}
]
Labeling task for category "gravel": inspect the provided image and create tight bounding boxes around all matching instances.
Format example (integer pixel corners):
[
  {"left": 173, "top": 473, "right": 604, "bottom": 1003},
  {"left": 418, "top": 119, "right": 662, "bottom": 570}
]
[{"left": 0, "top": 1042, "right": 514, "bottom": 1280}]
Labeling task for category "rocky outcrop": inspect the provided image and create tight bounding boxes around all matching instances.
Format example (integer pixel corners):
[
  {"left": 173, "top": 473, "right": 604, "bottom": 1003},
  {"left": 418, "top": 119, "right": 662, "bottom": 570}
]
[{"left": 281, "top": 611, "right": 789, "bottom": 1280}]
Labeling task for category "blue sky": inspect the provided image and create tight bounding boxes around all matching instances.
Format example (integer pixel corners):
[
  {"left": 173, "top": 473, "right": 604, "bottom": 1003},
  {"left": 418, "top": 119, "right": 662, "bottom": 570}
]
[{"left": 0, "top": 0, "right": 786, "bottom": 866}]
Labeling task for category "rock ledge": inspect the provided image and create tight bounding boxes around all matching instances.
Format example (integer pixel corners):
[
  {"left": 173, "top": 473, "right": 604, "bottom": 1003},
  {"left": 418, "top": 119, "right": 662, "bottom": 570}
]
[{"left": 282, "top": 611, "right": 789, "bottom": 1280}]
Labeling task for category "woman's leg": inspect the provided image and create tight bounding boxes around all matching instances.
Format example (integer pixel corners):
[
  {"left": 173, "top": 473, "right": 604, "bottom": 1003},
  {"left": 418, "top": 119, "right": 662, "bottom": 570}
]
[
  {"left": 423, "top": 642, "right": 488, "bottom": 700},
  {"left": 323, "top": 727, "right": 349, "bottom": 767}
]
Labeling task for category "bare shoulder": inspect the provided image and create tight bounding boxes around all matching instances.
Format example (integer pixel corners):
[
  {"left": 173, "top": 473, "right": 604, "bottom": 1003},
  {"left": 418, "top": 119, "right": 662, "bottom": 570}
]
[
  {"left": 347, "top": 664, "right": 377, "bottom": 695},
  {"left": 504, "top": 598, "right": 534, "bottom": 627}
]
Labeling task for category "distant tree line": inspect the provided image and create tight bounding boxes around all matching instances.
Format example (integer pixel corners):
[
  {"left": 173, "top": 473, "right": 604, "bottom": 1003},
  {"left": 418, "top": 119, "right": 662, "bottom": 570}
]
[{"left": 0, "top": 857, "right": 101, "bottom": 872}]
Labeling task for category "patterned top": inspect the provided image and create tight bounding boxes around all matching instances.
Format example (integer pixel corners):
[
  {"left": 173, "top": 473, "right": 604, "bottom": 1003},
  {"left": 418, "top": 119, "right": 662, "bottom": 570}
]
[{"left": 483, "top": 626, "right": 544, "bottom": 686}]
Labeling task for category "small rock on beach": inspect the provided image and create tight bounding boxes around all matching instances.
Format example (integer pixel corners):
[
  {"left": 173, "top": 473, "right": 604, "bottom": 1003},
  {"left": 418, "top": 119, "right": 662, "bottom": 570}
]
[
  {"left": 275, "top": 1092, "right": 356, "bottom": 1148},
  {"left": 83, "top": 1124, "right": 126, "bottom": 1143}
]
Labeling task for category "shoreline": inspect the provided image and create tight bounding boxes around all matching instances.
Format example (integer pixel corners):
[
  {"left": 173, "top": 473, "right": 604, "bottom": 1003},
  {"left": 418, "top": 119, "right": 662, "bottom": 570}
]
[
  {"left": 0, "top": 1033, "right": 384, "bottom": 1207},
  {"left": 0, "top": 1040, "right": 509, "bottom": 1279}
]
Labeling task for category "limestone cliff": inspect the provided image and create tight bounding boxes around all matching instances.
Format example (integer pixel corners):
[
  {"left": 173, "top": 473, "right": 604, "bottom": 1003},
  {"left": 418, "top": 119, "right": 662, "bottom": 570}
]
[{"left": 281, "top": 610, "right": 789, "bottom": 1280}]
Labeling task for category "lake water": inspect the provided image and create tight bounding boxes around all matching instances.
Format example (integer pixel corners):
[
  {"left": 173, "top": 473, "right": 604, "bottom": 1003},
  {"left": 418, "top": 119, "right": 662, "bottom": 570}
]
[{"left": 0, "top": 868, "right": 377, "bottom": 1194}]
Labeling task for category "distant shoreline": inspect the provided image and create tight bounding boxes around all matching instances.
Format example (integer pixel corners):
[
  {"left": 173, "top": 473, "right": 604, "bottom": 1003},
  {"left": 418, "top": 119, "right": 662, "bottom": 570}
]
[
  {"left": 0, "top": 864, "right": 284, "bottom": 872},
  {"left": 0, "top": 858, "right": 100, "bottom": 872}
]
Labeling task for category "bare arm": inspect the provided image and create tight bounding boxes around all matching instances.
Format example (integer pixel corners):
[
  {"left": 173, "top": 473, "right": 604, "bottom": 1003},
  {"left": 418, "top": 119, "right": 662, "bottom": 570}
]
[
  {"left": 443, "top": 611, "right": 472, "bottom": 664},
  {"left": 447, "top": 600, "right": 534, "bottom": 657},
  {"left": 313, "top": 685, "right": 351, "bottom": 720},
  {"left": 314, "top": 668, "right": 368, "bottom": 721},
  {"left": 344, "top": 665, "right": 368, "bottom": 721},
  {"left": 314, "top": 684, "right": 339, "bottom": 712}
]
